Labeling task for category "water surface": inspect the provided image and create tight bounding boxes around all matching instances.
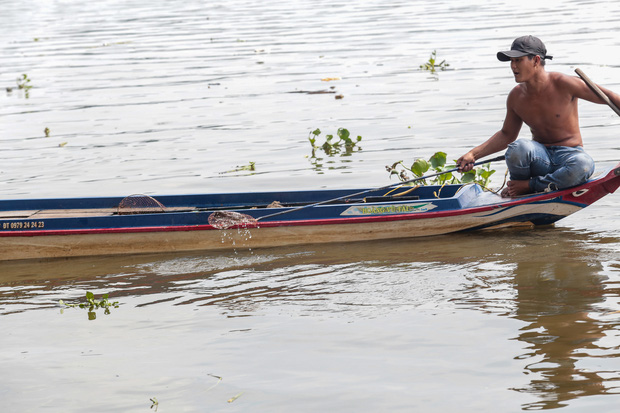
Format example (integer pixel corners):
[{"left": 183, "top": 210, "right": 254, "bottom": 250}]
[{"left": 1, "top": 0, "right": 620, "bottom": 411}]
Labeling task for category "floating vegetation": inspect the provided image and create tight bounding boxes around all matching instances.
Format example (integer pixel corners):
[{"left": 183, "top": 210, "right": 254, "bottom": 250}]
[
  {"left": 291, "top": 78, "right": 344, "bottom": 99},
  {"left": 17, "top": 74, "right": 32, "bottom": 91},
  {"left": 59, "top": 291, "right": 120, "bottom": 320},
  {"left": 289, "top": 88, "right": 336, "bottom": 95},
  {"left": 206, "top": 374, "right": 223, "bottom": 392},
  {"left": 44, "top": 127, "right": 50, "bottom": 137},
  {"left": 227, "top": 392, "right": 244, "bottom": 403},
  {"left": 7, "top": 73, "right": 33, "bottom": 98},
  {"left": 220, "top": 162, "right": 256, "bottom": 174},
  {"left": 307, "top": 128, "right": 363, "bottom": 173},
  {"left": 386, "top": 151, "right": 496, "bottom": 188},
  {"left": 308, "top": 127, "right": 362, "bottom": 157},
  {"left": 148, "top": 374, "right": 234, "bottom": 411},
  {"left": 419, "top": 50, "right": 450, "bottom": 73}
]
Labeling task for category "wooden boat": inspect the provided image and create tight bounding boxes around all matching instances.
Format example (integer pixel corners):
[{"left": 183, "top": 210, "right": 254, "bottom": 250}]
[{"left": 1, "top": 162, "right": 619, "bottom": 261}]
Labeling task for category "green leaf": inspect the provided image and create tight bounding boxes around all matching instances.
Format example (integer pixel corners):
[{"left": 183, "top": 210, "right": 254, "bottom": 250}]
[
  {"left": 311, "top": 128, "right": 321, "bottom": 137},
  {"left": 461, "top": 171, "right": 476, "bottom": 183},
  {"left": 86, "top": 291, "right": 94, "bottom": 301},
  {"left": 337, "top": 128, "right": 350, "bottom": 140},
  {"left": 429, "top": 152, "right": 447, "bottom": 169},
  {"left": 479, "top": 169, "right": 495, "bottom": 179},
  {"left": 411, "top": 159, "right": 430, "bottom": 177}
]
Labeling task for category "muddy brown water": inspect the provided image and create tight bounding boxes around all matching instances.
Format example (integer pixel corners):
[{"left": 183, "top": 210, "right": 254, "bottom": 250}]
[{"left": 2, "top": 0, "right": 620, "bottom": 411}]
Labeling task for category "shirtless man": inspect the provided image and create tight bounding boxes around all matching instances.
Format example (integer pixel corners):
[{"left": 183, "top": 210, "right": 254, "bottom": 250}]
[{"left": 457, "top": 35, "right": 620, "bottom": 197}]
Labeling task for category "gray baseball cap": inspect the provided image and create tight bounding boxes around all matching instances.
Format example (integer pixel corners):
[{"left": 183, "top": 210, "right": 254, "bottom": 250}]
[{"left": 497, "top": 36, "right": 553, "bottom": 61}]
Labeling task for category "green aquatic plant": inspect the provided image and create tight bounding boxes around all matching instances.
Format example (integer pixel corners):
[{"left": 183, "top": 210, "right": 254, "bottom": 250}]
[
  {"left": 307, "top": 128, "right": 363, "bottom": 173},
  {"left": 241, "top": 162, "right": 255, "bottom": 171},
  {"left": 220, "top": 162, "right": 256, "bottom": 174},
  {"left": 17, "top": 74, "right": 32, "bottom": 90},
  {"left": 386, "top": 151, "right": 496, "bottom": 188},
  {"left": 420, "top": 50, "right": 449, "bottom": 73},
  {"left": 8, "top": 74, "right": 33, "bottom": 98},
  {"left": 308, "top": 127, "right": 362, "bottom": 156},
  {"left": 16, "top": 74, "right": 32, "bottom": 97},
  {"left": 59, "top": 291, "right": 120, "bottom": 320}
]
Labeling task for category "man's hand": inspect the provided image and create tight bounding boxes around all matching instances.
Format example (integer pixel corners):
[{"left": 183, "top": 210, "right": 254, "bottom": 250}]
[{"left": 457, "top": 152, "right": 476, "bottom": 172}]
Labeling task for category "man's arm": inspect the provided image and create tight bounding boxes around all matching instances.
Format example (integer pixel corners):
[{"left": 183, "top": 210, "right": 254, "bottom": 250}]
[
  {"left": 562, "top": 73, "right": 620, "bottom": 108},
  {"left": 458, "top": 92, "right": 523, "bottom": 171}
]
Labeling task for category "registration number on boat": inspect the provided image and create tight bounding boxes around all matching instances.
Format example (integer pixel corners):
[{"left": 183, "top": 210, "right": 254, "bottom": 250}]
[{"left": 2, "top": 221, "right": 45, "bottom": 230}]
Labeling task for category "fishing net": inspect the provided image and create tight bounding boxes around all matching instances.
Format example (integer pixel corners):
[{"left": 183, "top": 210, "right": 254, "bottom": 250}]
[
  {"left": 117, "top": 194, "right": 166, "bottom": 215},
  {"left": 208, "top": 211, "right": 258, "bottom": 229}
]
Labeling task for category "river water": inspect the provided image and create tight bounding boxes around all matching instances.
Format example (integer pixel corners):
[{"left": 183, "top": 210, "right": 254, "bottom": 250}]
[{"left": 1, "top": 0, "right": 620, "bottom": 411}]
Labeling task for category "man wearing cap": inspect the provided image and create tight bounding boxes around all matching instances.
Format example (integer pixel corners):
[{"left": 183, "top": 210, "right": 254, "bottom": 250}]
[{"left": 457, "top": 35, "right": 620, "bottom": 197}]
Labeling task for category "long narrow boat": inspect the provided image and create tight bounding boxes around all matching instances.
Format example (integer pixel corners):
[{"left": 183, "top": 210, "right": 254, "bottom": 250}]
[{"left": 1, "top": 162, "right": 619, "bottom": 261}]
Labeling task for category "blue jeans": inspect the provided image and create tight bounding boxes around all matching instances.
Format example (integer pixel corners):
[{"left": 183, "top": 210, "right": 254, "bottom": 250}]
[{"left": 505, "top": 140, "right": 595, "bottom": 192}]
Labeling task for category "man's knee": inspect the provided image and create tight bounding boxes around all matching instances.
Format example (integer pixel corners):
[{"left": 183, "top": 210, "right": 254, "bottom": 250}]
[
  {"left": 506, "top": 140, "right": 537, "bottom": 166},
  {"left": 565, "top": 153, "right": 595, "bottom": 183}
]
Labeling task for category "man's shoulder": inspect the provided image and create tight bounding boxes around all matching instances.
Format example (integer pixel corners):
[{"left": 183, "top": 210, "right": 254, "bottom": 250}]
[
  {"left": 507, "top": 83, "right": 526, "bottom": 98},
  {"left": 548, "top": 71, "right": 583, "bottom": 95},
  {"left": 548, "top": 71, "right": 566, "bottom": 78},
  {"left": 548, "top": 71, "right": 576, "bottom": 85}
]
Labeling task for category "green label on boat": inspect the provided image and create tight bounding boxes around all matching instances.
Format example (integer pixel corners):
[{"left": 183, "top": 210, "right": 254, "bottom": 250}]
[{"left": 340, "top": 202, "right": 437, "bottom": 216}]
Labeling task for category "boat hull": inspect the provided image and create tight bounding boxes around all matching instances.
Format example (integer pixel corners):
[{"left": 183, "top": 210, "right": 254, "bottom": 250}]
[
  {"left": 1, "top": 163, "right": 618, "bottom": 261},
  {"left": 0, "top": 206, "right": 575, "bottom": 260}
]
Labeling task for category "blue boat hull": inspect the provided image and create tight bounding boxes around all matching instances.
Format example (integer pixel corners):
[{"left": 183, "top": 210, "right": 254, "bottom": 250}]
[{"left": 1, "top": 163, "right": 618, "bottom": 261}]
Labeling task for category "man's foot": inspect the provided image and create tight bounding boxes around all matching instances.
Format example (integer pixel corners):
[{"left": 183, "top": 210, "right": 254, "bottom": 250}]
[{"left": 501, "top": 179, "right": 532, "bottom": 198}]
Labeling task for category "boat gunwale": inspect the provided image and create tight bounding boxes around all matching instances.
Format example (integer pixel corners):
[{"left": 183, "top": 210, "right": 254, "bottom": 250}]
[
  {"left": 0, "top": 185, "right": 599, "bottom": 238},
  {"left": 0, "top": 163, "right": 618, "bottom": 239}
]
